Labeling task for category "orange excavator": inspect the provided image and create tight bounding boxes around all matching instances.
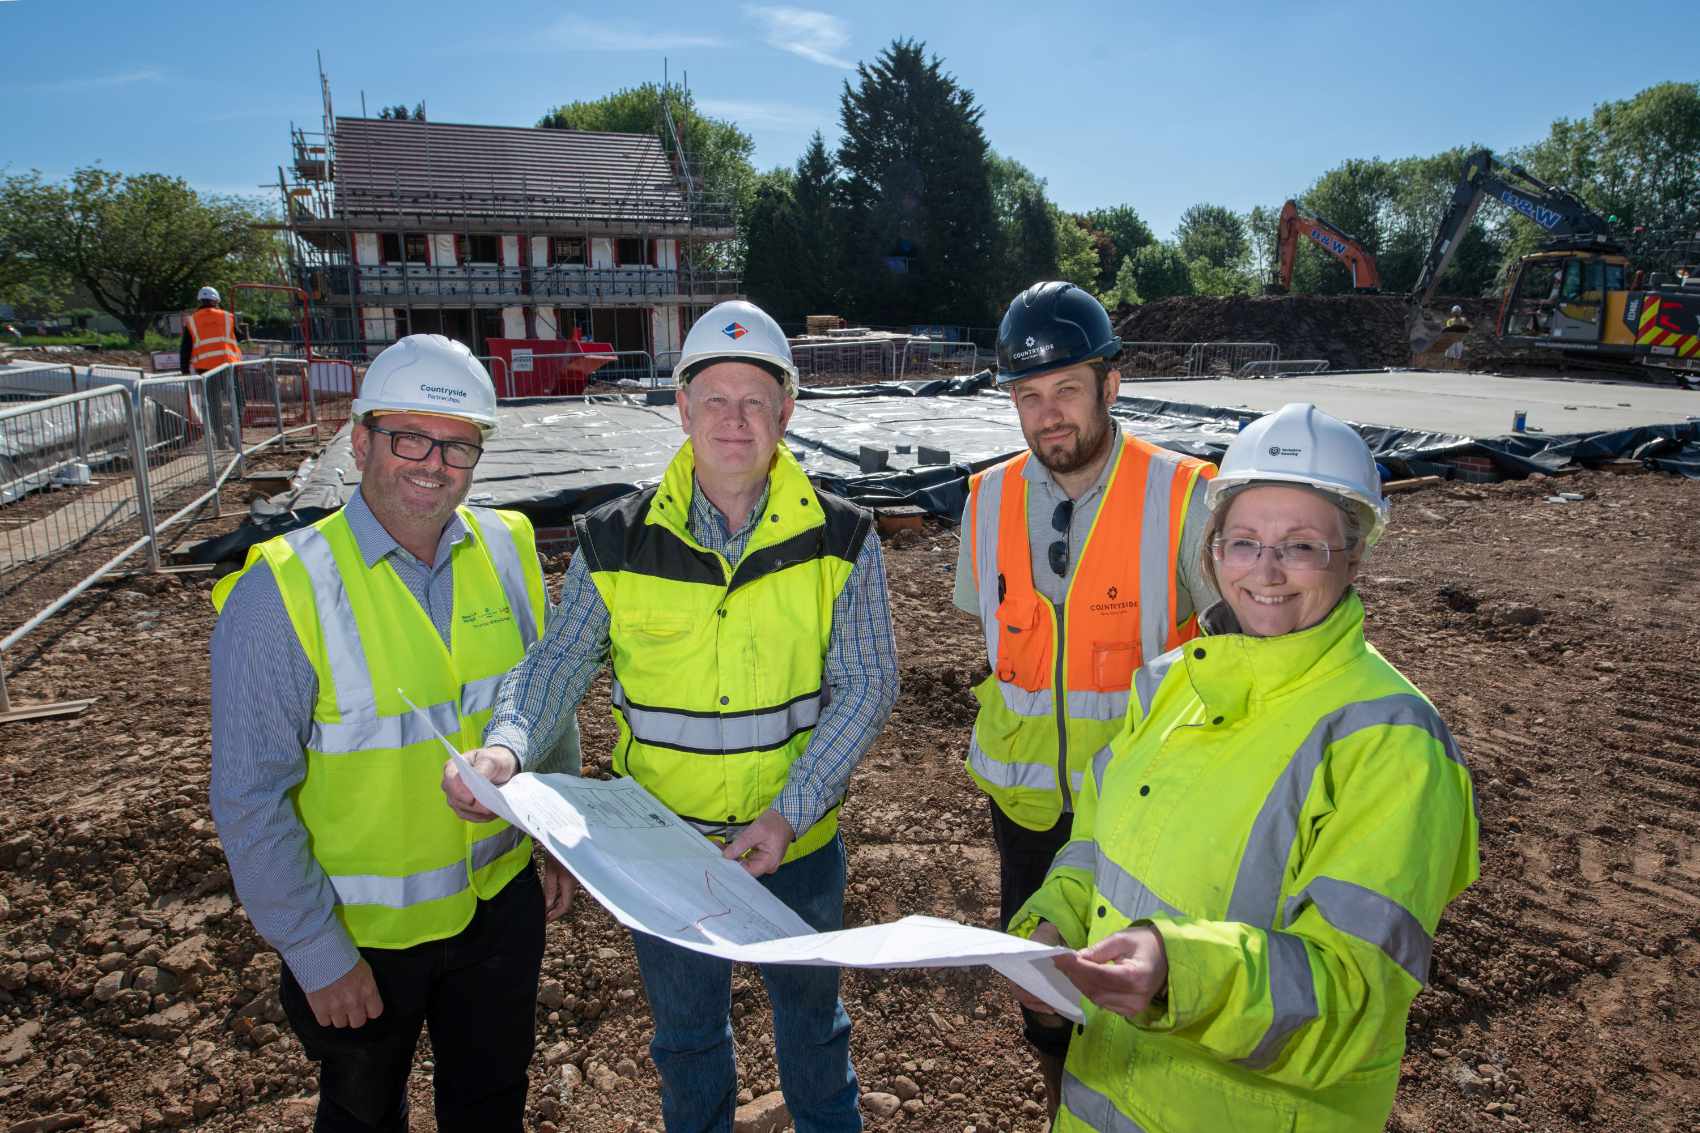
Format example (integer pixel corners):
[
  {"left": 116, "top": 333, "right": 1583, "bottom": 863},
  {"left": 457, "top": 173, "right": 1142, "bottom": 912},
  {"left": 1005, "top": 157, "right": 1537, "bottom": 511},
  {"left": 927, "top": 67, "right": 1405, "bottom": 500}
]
[{"left": 1269, "top": 200, "right": 1382, "bottom": 294}]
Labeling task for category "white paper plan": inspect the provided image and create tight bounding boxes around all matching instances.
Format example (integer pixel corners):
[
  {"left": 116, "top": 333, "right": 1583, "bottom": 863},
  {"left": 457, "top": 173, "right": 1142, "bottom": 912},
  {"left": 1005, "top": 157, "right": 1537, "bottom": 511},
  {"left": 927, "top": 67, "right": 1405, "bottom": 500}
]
[{"left": 450, "top": 755, "right": 1084, "bottom": 1022}]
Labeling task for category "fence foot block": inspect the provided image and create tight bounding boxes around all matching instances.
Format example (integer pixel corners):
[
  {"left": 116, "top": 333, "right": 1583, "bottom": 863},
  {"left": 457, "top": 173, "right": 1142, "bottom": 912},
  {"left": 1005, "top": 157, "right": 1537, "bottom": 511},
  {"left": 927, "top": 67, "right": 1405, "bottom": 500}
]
[{"left": 1, "top": 696, "right": 99, "bottom": 724}]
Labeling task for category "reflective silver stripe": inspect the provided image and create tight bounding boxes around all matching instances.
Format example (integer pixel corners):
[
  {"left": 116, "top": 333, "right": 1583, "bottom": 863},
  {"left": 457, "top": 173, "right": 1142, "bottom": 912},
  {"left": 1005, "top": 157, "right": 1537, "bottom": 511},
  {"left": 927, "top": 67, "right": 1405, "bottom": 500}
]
[
  {"left": 1095, "top": 850, "right": 1183, "bottom": 922},
  {"left": 1069, "top": 769, "right": 1085, "bottom": 795},
  {"left": 1235, "top": 930, "right": 1319, "bottom": 1070},
  {"left": 1065, "top": 687, "right": 1129, "bottom": 722},
  {"left": 1286, "top": 876, "right": 1432, "bottom": 986},
  {"left": 612, "top": 681, "right": 822, "bottom": 754},
  {"left": 967, "top": 736, "right": 1058, "bottom": 792},
  {"left": 311, "top": 694, "right": 461, "bottom": 754},
  {"left": 1046, "top": 840, "right": 1096, "bottom": 880},
  {"left": 971, "top": 463, "right": 1008, "bottom": 666},
  {"left": 1061, "top": 1071, "right": 1148, "bottom": 1133},
  {"left": 467, "top": 507, "right": 539, "bottom": 650},
  {"left": 284, "top": 523, "right": 378, "bottom": 722},
  {"left": 461, "top": 671, "right": 507, "bottom": 717},
  {"left": 1132, "top": 648, "right": 1181, "bottom": 720},
  {"left": 1227, "top": 693, "right": 1467, "bottom": 930},
  {"left": 997, "top": 679, "right": 1053, "bottom": 718},
  {"left": 1090, "top": 743, "right": 1115, "bottom": 793},
  {"left": 1136, "top": 456, "right": 1180, "bottom": 662},
  {"left": 329, "top": 824, "right": 525, "bottom": 910}
]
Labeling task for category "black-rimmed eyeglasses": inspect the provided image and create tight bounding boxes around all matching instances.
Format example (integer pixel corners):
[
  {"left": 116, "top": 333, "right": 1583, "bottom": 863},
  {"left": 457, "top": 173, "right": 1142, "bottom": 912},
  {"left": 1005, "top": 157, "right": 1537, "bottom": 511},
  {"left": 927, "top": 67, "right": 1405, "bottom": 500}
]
[
  {"left": 1047, "top": 498, "right": 1074, "bottom": 577},
  {"left": 366, "top": 423, "right": 484, "bottom": 469}
]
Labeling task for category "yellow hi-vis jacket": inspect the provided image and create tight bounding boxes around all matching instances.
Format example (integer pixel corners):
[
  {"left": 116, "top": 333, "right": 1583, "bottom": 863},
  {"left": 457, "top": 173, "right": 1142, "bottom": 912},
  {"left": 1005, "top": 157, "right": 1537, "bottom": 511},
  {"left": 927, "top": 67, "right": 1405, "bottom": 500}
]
[
  {"left": 964, "top": 436, "right": 1213, "bottom": 831},
  {"left": 212, "top": 505, "right": 546, "bottom": 949},
  {"left": 573, "top": 441, "right": 871, "bottom": 866},
  {"left": 1013, "top": 592, "right": 1479, "bottom": 1133}
]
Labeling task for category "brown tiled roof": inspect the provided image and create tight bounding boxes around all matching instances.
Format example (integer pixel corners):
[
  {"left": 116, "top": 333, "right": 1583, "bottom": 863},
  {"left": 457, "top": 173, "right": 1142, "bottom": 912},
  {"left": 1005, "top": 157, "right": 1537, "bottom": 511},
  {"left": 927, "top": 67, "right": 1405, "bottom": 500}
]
[{"left": 330, "top": 117, "right": 694, "bottom": 224}]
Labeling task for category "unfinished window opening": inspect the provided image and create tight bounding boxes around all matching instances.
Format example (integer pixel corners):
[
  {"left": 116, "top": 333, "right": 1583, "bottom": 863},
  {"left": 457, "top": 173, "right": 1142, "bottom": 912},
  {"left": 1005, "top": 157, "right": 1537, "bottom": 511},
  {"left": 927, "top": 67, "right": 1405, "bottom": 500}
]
[
  {"left": 616, "top": 238, "right": 648, "bottom": 266},
  {"left": 403, "top": 234, "right": 429, "bottom": 265},
  {"left": 551, "top": 237, "right": 586, "bottom": 266},
  {"left": 466, "top": 234, "right": 501, "bottom": 263},
  {"left": 379, "top": 233, "right": 401, "bottom": 263}
]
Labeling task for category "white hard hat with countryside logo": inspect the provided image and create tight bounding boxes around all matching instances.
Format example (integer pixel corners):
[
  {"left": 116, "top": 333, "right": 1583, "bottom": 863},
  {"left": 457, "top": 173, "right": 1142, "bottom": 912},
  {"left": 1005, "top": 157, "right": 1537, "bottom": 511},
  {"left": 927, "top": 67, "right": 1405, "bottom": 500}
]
[
  {"left": 674, "top": 300, "right": 798, "bottom": 397},
  {"left": 1207, "top": 402, "right": 1389, "bottom": 545},
  {"left": 352, "top": 334, "right": 499, "bottom": 435}
]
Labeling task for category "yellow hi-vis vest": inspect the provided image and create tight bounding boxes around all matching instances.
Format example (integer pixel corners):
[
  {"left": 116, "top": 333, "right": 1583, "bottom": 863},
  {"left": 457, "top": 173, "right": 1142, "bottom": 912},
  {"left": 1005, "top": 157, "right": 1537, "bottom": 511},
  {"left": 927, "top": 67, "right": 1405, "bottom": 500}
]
[
  {"left": 964, "top": 435, "right": 1213, "bottom": 831},
  {"left": 212, "top": 505, "right": 546, "bottom": 949},
  {"left": 1013, "top": 593, "right": 1480, "bottom": 1133},
  {"left": 574, "top": 441, "right": 871, "bottom": 866}
]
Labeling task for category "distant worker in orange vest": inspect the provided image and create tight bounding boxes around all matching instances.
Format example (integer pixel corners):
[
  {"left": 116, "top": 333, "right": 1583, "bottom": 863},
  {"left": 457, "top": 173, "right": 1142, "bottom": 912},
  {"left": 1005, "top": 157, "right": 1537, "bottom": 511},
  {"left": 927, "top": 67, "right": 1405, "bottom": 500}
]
[
  {"left": 955, "top": 282, "right": 1218, "bottom": 1120},
  {"left": 180, "top": 286, "right": 244, "bottom": 448}
]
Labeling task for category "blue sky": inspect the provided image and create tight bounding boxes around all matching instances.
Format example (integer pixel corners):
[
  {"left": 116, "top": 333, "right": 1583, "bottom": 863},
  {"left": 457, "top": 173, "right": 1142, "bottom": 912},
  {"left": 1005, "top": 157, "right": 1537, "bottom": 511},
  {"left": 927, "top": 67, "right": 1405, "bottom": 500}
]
[{"left": 3, "top": 0, "right": 1693, "bottom": 239}]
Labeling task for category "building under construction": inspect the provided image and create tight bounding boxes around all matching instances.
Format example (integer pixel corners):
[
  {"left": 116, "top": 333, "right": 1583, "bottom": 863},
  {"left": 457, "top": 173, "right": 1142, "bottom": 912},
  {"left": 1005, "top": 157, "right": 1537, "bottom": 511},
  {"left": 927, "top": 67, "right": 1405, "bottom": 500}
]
[{"left": 274, "top": 70, "right": 742, "bottom": 367}]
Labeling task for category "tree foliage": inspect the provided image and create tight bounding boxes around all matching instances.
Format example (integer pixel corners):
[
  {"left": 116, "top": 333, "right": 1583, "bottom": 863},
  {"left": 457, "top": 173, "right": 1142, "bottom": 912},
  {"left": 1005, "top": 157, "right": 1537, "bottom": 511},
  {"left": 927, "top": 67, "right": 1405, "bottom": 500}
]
[
  {"left": 1082, "top": 205, "right": 1155, "bottom": 294},
  {"left": 1175, "top": 203, "right": 1248, "bottom": 271},
  {"left": 1128, "top": 242, "right": 1193, "bottom": 302},
  {"left": 378, "top": 102, "right": 426, "bottom": 121},
  {"left": 0, "top": 167, "right": 272, "bottom": 340},
  {"left": 742, "top": 134, "right": 846, "bottom": 323},
  {"left": 539, "top": 83, "right": 756, "bottom": 270},
  {"left": 835, "top": 39, "right": 998, "bottom": 324}
]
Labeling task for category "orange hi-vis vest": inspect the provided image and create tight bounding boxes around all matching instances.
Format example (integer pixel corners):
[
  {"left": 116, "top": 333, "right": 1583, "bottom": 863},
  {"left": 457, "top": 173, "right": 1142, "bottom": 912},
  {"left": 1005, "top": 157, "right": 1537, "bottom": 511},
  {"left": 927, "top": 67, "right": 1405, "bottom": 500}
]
[
  {"left": 186, "top": 307, "right": 241, "bottom": 372},
  {"left": 964, "top": 434, "right": 1214, "bottom": 831}
]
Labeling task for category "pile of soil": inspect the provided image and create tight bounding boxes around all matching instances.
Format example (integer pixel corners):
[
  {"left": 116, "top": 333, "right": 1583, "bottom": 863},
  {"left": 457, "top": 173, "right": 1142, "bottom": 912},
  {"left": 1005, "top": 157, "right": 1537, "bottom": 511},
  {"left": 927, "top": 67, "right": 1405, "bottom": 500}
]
[
  {"left": 0, "top": 468, "right": 1697, "bottom": 1131},
  {"left": 1110, "top": 295, "right": 1514, "bottom": 371}
]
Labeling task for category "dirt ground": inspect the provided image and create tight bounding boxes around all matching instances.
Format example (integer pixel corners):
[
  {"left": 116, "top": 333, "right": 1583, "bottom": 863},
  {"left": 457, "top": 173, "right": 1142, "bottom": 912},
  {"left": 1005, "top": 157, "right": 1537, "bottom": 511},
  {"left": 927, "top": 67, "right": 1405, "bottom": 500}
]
[{"left": 0, "top": 466, "right": 1697, "bottom": 1132}]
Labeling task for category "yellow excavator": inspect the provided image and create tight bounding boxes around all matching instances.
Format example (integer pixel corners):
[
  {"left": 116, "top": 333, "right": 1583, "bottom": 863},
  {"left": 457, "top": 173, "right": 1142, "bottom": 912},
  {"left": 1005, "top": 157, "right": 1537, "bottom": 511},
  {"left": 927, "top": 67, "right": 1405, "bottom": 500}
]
[{"left": 1408, "top": 149, "right": 1700, "bottom": 381}]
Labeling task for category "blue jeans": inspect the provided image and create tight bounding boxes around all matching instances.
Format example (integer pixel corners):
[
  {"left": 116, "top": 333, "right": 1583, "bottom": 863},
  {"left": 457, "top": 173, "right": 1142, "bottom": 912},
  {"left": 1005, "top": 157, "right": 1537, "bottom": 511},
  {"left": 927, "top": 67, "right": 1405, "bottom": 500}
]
[{"left": 630, "top": 835, "right": 862, "bottom": 1133}]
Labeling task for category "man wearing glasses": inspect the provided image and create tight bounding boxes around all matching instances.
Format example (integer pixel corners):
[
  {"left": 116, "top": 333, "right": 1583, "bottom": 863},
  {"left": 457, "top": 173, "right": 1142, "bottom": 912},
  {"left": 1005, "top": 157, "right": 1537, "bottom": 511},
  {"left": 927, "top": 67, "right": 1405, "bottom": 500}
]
[
  {"left": 209, "top": 334, "right": 568, "bottom": 1132},
  {"left": 954, "top": 282, "right": 1217, "bottom": 1118}
]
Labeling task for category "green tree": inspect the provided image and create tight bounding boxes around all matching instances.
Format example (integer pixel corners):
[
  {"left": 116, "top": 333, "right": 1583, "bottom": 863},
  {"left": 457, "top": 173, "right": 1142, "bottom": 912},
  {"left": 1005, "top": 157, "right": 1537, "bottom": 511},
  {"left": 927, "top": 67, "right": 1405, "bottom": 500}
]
[
  {"left": 1083, "top": 205, "right": 1156, "bottom": 292},
  {"left": 1054, "top": 209, "right": 1099, "bottom": 291},
  {"left": 836, "top": 39, "right": 998, "bottom": 325},
  {"left": 1245, "top": 203, "right": 1281, "bottom": 287},
  {"left": 1128, "top": 242, "right": 1193, "bottom": 301},
  {"left": 741, "top": 169, "right": 804, "bottom": 322},
  {"left": 1, "top": 167, "right": 270, "bottom": 341},
  {"left": 0, "top": 178, "right": 71, "bottom": 314},
  {"left": 791, "top": 132, "right": 843, "bottom": 313},
  {"left": 540, "top": 83, "right": 756, "bottom": 270},
  {"left": 1100, "top": 253, "right": 1143, "bottom": 309},
  {"left": 1175, "top": 203, "right": 1248, "bottom": 271},
  {"left": 987, "top": 153, "right": 1057, "bottom": 301}
]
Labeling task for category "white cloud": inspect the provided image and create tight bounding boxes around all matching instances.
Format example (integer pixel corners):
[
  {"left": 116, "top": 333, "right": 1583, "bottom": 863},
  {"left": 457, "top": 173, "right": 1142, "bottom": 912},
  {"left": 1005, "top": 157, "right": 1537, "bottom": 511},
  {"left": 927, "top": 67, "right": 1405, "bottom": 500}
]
[
  {"left": 696, "top": 98, "right": 825, "bottom": 130},
  {"left": 548, "top": 17, "right": 725, "bottom": 52},
  {"left": 742, "top": 6, "right": 851, "bottom": 69},
  {"left": 23, "top": 67, "right": 166, "bottom": 93}
]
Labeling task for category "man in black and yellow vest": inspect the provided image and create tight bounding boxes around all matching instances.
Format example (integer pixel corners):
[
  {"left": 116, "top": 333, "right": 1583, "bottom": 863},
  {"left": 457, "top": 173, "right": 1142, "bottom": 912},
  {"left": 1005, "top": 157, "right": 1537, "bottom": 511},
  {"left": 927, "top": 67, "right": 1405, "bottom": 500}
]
[
  {"left": 449, "top": 300, "right": 901, "bottom": 1133},
  {"left": 211, "top": 334, "right": 576, "bottom": 1132}
]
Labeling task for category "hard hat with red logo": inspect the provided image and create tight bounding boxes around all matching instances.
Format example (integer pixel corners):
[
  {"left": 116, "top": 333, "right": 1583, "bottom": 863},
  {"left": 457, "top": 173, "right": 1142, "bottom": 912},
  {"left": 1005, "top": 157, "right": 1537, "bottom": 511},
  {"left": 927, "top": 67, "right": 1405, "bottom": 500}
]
[{"left": 674, "top": 300, "right": 798, "bottom": 396}]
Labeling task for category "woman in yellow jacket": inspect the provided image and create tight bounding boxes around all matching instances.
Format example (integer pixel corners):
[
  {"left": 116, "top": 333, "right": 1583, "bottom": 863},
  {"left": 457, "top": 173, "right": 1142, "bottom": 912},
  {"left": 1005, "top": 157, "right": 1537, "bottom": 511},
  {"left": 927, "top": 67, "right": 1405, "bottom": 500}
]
[{"left": 1009, "top": 403, "right": 1479, "bottom": 1133}]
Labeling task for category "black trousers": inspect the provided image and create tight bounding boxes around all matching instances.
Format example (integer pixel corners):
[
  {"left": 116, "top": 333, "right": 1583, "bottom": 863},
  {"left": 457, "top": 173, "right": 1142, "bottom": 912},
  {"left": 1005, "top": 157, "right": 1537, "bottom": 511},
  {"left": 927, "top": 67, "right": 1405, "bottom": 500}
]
[
  {"left": 280, "top": 865, "right": 545, "bottom": 1133},
  {"left": 989, "top": 799, "right": 1075, "bottom": 1058}
]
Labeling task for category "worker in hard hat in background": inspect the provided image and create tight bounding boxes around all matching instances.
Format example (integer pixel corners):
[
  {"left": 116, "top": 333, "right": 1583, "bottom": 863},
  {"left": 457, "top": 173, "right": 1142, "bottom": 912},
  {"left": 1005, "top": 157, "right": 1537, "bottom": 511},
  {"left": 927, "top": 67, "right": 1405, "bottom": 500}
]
[
  {"left": 209, "top": 334, "right": 577, "bottom": 1132},
  {"left": 180, "top": 286, "right": 244, "bottom": 449},
  {"left": 955, "top": 281, "right": 1218, "bottom": 1119},
  {"left": 448, "top": 299, "right": 900, "bottom": 1133}
]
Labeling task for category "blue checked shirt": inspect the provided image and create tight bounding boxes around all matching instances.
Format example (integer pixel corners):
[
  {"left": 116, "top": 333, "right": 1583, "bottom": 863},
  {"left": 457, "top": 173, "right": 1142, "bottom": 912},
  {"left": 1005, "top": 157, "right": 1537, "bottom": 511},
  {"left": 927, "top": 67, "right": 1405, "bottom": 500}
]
[
  {"left": 484, "top": 475, "right": 900, "bottom": 838},
  {"left": 209, "top": 489, "right": 578, "bottom": 993}
]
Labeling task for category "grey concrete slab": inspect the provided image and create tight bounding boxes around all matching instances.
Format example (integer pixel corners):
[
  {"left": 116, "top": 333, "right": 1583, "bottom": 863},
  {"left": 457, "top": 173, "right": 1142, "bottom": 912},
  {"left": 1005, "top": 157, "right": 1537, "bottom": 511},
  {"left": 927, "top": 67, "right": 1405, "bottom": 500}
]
[{"left": 1121, "top": 369, "right": 1700, "bottom": 437}]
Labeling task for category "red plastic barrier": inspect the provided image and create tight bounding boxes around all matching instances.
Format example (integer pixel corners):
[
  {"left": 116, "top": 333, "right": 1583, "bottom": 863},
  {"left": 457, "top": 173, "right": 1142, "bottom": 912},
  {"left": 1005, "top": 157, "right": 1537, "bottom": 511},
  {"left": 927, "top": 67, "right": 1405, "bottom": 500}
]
[{"left": 485, "top": 338, "right": 618, "bottom": 396}]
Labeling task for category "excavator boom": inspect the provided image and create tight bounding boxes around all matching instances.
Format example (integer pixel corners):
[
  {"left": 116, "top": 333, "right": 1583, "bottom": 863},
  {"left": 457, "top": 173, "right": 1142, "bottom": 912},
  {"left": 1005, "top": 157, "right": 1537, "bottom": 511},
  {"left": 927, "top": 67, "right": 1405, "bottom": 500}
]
[{"left": 1273, "top": 200, "right": 1382, "bottom": 292}]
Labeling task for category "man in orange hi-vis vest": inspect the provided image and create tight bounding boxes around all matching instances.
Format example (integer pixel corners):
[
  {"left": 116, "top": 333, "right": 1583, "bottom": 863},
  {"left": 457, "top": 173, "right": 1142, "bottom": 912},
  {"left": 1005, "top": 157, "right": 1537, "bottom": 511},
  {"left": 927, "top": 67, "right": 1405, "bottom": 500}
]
[
  {"left": 180, "top": 285, "right": 243, "bottom": 447},
  {"left": 954, "top": 282, "right": 1217, "bottom": 1119}
]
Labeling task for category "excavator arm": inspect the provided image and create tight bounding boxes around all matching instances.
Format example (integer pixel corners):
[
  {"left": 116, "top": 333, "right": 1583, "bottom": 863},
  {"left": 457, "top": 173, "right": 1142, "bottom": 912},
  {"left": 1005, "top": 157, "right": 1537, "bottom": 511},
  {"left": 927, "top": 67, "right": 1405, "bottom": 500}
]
[
  {"left": 1274, "top": 200, "right": 1382, "bottom": 292},
  {"left": 1409, "top": 149, "right": 1616, "bottom": 351}
]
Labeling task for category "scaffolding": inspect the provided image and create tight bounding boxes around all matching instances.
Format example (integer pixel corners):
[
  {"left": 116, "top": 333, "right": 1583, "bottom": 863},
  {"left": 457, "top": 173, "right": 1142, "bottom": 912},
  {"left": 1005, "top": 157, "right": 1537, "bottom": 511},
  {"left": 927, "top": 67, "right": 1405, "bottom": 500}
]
[{"left": 272, "top": 60, "right": 742, "bottom": 361}]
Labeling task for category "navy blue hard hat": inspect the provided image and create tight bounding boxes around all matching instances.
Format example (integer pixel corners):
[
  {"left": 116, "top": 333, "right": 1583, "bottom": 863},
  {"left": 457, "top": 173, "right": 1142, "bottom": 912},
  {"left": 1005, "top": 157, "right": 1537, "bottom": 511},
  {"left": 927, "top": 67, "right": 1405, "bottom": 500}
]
[{"left": 994, "top": 282, "right": 1121, "bottom": 386}]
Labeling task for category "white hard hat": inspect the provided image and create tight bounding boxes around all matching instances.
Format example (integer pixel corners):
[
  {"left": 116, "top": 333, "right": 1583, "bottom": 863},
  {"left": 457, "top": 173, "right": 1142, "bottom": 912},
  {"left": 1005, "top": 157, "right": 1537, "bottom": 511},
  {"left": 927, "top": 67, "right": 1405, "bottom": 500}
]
[
  {"left": 1206, "top": 403, "right": 1389, "bottom": 546},
  {"left": 675, "top": 300, "right": 798, "bottom": 397},
  {"left": 197, "top": 286, "right": 221, "bottom": 303},
  {"left": 352, "top": 334, "right": 499, "bottom": 435}
]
